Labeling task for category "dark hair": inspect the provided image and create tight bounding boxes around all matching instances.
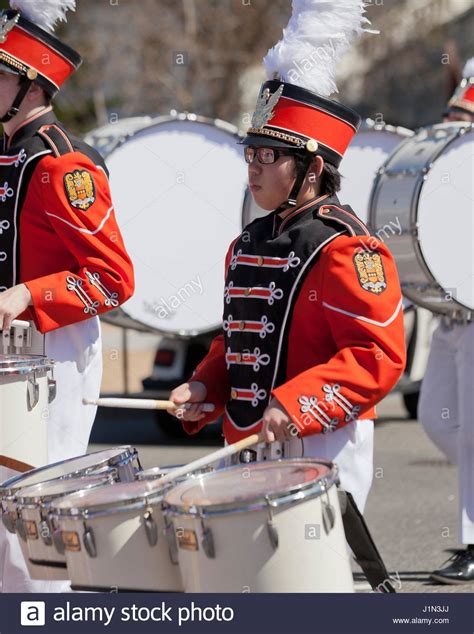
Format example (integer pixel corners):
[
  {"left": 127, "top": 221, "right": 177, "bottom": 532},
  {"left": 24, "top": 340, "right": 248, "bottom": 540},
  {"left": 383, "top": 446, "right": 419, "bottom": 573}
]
[{"left": 292, "top": 151, "right": 341, "bottom": 196}]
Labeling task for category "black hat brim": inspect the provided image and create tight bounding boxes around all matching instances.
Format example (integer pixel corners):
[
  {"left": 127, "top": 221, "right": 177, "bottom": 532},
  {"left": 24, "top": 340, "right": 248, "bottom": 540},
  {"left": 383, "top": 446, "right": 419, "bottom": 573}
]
[{"left": 238, "top": 133, "right": 302, "bottom": 150}]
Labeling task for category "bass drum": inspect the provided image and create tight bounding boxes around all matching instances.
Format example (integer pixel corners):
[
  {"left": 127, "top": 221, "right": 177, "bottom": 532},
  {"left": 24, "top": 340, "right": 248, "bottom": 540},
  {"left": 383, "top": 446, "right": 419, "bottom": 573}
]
[
  {"left": 338, "top": 119, "right": 413, "bottom": 224},
  {"left": 241, "top": 119, "right": 412, "bottom": 227},
  {"left": 84, "top": 116, "right": 154, "bottom": 160},
  {"left": 98, "top": 114, "right": 247, "bottom": 336},
  {"left": 369, "top": 122, "right": 473, "bottom": 316}
]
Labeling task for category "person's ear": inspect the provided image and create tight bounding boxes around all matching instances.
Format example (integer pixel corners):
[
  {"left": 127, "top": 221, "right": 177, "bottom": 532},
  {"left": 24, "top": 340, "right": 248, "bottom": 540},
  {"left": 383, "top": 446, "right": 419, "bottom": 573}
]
[
  {"left": 26, "top": 81, "right": 45, "bottom": 103},
  {"left": 307, "top": 155, "right": 324, "bottom": 183}
]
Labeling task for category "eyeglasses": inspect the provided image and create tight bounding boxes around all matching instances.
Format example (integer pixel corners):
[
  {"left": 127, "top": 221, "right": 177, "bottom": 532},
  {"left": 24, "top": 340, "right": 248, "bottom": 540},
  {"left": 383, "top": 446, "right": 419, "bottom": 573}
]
[{"left": 244, "top": 146, "right": 293, "bottom": 165}]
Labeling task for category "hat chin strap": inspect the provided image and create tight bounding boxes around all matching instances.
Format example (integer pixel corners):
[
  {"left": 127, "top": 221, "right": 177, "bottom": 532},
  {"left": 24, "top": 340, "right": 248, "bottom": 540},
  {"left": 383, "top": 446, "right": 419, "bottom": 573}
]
[
  {"left": 278, "top": 153, "right": 313, "bottom": 211},
  {"left": 0, "top": 76, "right": 34, "bottom": 124}
]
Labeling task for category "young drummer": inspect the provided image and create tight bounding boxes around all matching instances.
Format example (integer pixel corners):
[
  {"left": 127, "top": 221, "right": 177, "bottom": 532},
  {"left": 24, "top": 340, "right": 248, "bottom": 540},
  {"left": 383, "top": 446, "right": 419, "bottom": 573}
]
[
  {"left": 0, "top": 1, "right": 134, "bottom": 592},
  {"left": 169, "top": 0, "right": 406, "bottom": 514}
]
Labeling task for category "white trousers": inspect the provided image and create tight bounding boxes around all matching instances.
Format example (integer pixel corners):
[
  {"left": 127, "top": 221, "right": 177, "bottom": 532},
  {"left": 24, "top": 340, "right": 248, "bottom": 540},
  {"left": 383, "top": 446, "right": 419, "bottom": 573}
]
[
  {"left": 419, "top": 321, "right": 474, "bottom": 544},
  {"left": 0, "top": 318, "right": 102, "bottom": 593},
  {"left": 299, "top": 419, "right": 374, "bottom": 514}
]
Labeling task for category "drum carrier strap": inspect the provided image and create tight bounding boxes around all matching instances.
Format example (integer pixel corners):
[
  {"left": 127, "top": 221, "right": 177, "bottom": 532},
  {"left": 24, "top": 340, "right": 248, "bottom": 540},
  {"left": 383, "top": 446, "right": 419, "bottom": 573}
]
[{"left": 338, "top": 490, "right": 396, "bottom": 593}]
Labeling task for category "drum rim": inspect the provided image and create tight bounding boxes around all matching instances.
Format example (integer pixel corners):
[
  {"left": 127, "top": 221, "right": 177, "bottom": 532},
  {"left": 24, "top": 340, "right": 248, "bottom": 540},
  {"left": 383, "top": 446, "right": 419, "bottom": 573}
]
[
  {"left": 368, "top": 121, "right": 473, "bottom": 316},
  {"left": 50, "top": 466, "right": 215, "bottom": 519},
  {"left": 103, "top": 112, "right": 240, "bottom": 161},
  {"left": 0, "top": 445, "right": 138, "bottom": 497},
  {"left": 358, "top": 117, "right": 413, "bottom": 138},
  {"left": 136, "top": 464, "right": 214, "bottom": 481},
  {"left": 101, "top": 112, "right": 244, "bottom": 338},
  {"left": 49, "top": 480, "right": 169, "bottom": 519},
  {"left": 0, "top": 355, "right": 54, "bottom": 375},
  {"left": 163, "top": 458, "right": 338, "bottom": 518},
  {"left": 15, "top": 474, "right": 115, "bottom": 508}
]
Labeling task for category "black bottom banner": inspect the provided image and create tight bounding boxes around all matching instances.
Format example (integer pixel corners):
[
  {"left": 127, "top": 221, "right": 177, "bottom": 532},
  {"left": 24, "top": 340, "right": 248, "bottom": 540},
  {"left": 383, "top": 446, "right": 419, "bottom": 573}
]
[{"left": 0, "top": 593, "right": 472, "bottom": 634}]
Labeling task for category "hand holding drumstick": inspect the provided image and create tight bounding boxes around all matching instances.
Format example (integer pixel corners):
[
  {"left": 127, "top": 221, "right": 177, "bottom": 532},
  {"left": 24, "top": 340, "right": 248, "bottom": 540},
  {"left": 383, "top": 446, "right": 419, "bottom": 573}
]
[{"left": 167, "top": 381, "right": 210, "bottom": 422}]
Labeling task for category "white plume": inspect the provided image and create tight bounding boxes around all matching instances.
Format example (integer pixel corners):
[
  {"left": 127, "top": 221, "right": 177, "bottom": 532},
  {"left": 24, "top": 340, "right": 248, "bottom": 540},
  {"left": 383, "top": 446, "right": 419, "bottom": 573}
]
[
  {"left": 10, "top": 0, "right": 76, "bottom": 32},
  {"left": 264, "top": 0, "right": 377, "bottom": 97},
  {"left": 462, "top": 57, "right": 474, "bottom": 79}
]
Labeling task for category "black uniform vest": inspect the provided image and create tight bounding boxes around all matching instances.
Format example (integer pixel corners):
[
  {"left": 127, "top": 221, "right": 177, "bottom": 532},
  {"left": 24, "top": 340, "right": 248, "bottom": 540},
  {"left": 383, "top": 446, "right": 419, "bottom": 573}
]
[{"left": 223, "top": 194, "right": 370, "bottom": 430}]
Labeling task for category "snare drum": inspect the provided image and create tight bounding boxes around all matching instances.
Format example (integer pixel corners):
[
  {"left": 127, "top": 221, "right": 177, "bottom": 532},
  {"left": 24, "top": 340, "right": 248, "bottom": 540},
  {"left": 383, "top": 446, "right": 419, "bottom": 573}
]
[
  {"left": 0, "top": 446, "right": 140, "bottom": 581},
  {"left": 369, "top": 122, "right": 474, "bottom": 315},
  {"left": 50, "top": 479, "right": 184, "bottom": 592},
  {"left": 163, "top": 459, "right": 353, "bottom": 593},
  {"left": 0, "top": 355, "right": 55, "bottom": 469},
  {"left": 15, "top": 474, "right": 115, "bottom": 580},
  {"left": 1, "top": 446, "right": 140, "bottom": 533}
]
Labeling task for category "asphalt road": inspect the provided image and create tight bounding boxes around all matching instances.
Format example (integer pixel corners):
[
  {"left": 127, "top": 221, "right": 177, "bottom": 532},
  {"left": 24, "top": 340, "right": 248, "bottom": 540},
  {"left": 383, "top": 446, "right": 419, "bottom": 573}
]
[{"left": 89, "top": 392, "right": 474, "bottom": 594}]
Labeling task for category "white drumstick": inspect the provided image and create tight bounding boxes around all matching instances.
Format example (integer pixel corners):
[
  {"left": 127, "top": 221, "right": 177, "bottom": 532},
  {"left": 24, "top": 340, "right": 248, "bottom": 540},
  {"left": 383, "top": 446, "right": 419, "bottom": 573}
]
[
  {"left": 2, "top": 319, "right": 30, "bottom": 330},
  {"left": 154, "top": 431, "right": 267, "bottom": 487},
  {"left": 83, "top": 397, "right": 215, "bottom": 413},
  {"left": 11, "top": 319, "right": 31, "bottom": 329}
]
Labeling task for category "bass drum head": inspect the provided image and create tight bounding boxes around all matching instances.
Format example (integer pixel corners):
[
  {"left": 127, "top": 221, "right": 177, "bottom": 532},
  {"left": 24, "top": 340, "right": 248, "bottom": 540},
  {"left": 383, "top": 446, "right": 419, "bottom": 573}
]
[
  {"left": 417, "top": 127, "right": 473, "bottom": 311},
  {"left": 370, "top": 122, "right": 473, "bottom": 314},
  {"left": 338, "top": 122, "right": 412, "bottom": 224},
  {"left": 84, "top": 117, "right": 154, "bottom": 159},
  {"left": 104, "top": 117, "right": 247, "bottom": 336}
]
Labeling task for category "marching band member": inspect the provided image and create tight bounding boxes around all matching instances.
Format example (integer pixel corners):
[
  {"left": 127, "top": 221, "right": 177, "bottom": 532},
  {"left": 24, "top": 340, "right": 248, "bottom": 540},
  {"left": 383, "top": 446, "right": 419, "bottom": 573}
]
[
  {"left": 0, "top": 0, "right": 134, "bottom": 592},
  {"left": 169, "top": 0, "right": 406, "bottom": 517},
  {"left": 419, "top": 58, "right": 474, "bottom": 585}
]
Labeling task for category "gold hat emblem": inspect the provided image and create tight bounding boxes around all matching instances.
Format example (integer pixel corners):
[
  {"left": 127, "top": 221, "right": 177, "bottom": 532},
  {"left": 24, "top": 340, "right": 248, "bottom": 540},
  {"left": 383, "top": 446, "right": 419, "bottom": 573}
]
[{"left": 251, "top": 84, "right": 284, "bottom": 129}]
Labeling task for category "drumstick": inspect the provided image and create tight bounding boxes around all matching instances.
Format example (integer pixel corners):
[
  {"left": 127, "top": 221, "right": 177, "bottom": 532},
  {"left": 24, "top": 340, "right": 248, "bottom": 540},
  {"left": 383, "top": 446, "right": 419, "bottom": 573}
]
[
  {"left": 83, "top": 397, "right": 215, "bottom": 413},
  {"left": 154, "top": 431, "right": 267, "bottom": 487},
  {"left": 10, "top": 319, "right": 31, "bottom": 329}
]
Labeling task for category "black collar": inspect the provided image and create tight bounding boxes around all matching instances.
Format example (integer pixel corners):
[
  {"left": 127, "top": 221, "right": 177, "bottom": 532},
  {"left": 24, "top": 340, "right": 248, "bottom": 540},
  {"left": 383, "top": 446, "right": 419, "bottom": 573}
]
[
  {"left": 274, "top": 193, "right": 340, "bottom": 235},
  {"left": 3, "top": 107, "right": 58, "bottom": 151}
]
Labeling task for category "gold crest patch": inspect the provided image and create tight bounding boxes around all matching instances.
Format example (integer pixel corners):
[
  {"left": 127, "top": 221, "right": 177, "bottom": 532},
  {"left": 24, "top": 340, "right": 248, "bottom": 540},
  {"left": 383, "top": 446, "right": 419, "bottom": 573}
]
[
  {"left": 353, "top": 251, "right": 387, "bottom": 295},
  {"left": 64, "top": 170, "right": 96, "bottom": 211}
]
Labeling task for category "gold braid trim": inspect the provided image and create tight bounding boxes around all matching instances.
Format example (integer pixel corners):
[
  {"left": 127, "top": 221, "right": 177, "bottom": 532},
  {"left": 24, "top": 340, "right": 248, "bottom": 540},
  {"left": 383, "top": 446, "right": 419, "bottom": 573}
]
[
  {"left": 246, "top": 127, "right": 306, "bottom": 147},
  {"left": 0, "top": 51, "right": 27, "bottom": 74}
]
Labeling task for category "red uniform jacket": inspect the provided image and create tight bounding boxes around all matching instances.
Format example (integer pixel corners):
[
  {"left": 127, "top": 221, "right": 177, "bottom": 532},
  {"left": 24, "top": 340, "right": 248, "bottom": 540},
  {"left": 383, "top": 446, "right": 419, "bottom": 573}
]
[
  {"left": 182, "top": 200, "right": 406, "bottom": 443},
  {"left": 4, "top": 108, "right": 134, "bottom": 332}
]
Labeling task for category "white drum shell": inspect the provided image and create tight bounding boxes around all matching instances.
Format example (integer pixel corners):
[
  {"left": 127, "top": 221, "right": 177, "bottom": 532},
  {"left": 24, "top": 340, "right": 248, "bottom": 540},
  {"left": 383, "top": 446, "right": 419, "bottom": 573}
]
[
  {"left": 20, "top": 503, "right": 69, "bottom": 579},
  {"left": 168, "top": 482, "right": 351, "bottom": 593},
  {"left": 165, "top": 460, "right": 353, "bottom": 593},
  {"left": 16, "top": 475, "right": 115, "bottom": 580},
  {"left": 0, "top": 357, "right": 53, "bottom": 468},
  {"left": 0, "top": 445, "right": 140, "bottom": 551},
  {"left": 53, "top": 499, "right": 183, "bottom": 592}
]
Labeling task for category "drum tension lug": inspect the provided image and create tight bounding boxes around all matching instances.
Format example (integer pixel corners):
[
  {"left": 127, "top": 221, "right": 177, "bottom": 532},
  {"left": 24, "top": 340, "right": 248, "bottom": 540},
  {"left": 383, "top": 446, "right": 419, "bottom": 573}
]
[
  {"left": 27, "top": 371, "right": 40, "bottom": 411},
  {"left": 143, "top": 507, "right": 158, "bottom": 547},
  {"left": 52, "top": 525, "right": 65, "bottom": 555},
  {"left": 48, "top": 372, "right": 57, "bottom": 404},
  {"left": 321, "top": 481, "right": 336, "bottom": 535},
  {"left": 163, "top": 516, "right": 179, "bottom": 565},
  {"left": 200, "top": 516, "right": 215, "bottom": 559},
  {"left": 83, "top": 522, "right": 97, "bottom": 558},
  {"left": 266, "top": 498, "right": 279, "bottom": 550},
  {"left": 1, "top": 511, "right": 16, "bottom": 534},
  {"left": 39, "top": 512, "right": 53, "bottom": 547},
  {"left": 16, "top": 514, "right": 27, "bottom": 542}
]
